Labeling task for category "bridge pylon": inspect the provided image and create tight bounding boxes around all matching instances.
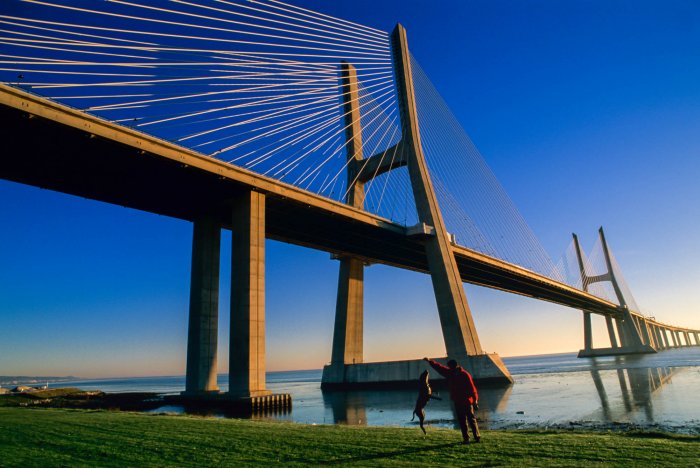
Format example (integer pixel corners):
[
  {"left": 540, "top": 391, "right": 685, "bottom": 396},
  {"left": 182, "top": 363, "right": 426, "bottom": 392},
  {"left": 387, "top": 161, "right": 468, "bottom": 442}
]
[
  {"left": 326, "top": 62, "right": 369, "bottom": 381},
  {"left": 575, "top": 227, "right": 656, "bottom": 358},
  {"left": 322, "top": 24, "right": 512, "bottom": 388}
]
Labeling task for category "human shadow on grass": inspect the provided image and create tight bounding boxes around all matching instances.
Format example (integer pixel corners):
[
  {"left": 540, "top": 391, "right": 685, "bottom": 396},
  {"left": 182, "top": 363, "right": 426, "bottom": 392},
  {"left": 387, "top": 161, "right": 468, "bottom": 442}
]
[{"left": 315, "top": 442, "right": 462, "bottom": 465}]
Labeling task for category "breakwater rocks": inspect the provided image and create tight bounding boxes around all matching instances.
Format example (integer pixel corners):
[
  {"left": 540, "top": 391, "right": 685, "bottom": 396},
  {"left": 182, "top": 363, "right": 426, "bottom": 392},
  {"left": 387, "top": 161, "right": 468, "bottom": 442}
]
[{"left": 1, "top": 388, "right": 293, "bottom": 417}]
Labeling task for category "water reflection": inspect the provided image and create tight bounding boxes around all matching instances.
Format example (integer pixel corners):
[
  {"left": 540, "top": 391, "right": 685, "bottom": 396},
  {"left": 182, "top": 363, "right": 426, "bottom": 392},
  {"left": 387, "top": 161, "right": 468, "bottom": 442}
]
[
  {"left": 590, "top": 363, "right": 678, "bottom": 423},
  {"left": 323, "top": 391, "right": 370, "bottom": 425},
  {"left": 319, "top": 365, "right": 682, "bottom": 429},
  {"left": 321, "top": 385, "right": 513, "bottom": 427}
]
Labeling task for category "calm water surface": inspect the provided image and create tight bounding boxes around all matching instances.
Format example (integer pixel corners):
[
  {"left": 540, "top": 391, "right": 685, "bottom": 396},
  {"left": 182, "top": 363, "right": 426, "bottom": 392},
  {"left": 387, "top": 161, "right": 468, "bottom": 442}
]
[{"left": 54, "top": 348, "right": 700, "bottom": 434}]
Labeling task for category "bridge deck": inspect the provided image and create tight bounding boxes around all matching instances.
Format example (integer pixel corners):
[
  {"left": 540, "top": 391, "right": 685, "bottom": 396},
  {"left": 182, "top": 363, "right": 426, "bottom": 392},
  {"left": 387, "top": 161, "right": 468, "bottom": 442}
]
[{"left": 0, "top": 84, "right": 619, "bottom": 317}]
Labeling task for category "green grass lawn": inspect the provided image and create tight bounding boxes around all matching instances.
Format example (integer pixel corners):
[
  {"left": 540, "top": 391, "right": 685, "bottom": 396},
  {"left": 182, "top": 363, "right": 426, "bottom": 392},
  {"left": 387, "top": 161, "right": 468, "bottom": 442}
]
[{"left": 1, "top": 407, "right": 698, "bottom": 466}]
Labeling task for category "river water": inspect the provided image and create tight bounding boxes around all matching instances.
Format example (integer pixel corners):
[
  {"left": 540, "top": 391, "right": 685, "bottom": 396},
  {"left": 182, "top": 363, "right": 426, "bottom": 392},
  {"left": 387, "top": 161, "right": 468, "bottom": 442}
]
[{"left": 41, "top": 348, "right": 700, "bottom": 434}]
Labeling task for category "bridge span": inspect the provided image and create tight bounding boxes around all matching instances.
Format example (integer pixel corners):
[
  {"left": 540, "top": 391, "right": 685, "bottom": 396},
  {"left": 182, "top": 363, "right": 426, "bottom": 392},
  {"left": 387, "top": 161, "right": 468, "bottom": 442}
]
[
  {"left": 0, "top": 83, "right": 620, "bottom": 314},
  {"left": 3, "top": 81, "right": 697, "bottom": 391}
]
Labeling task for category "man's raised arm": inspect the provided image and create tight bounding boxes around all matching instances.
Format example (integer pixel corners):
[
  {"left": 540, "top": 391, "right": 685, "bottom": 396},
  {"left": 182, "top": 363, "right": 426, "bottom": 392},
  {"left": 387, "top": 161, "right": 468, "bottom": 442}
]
[{"left": 423, "top": 357, "right": 450, "bottom": 378}]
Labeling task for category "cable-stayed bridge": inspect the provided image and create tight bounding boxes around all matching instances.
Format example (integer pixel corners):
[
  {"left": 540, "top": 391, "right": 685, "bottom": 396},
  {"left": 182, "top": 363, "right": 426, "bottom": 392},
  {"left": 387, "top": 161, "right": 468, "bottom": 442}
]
[{"left": 1, "top": 0, "right": 697, "bottom": 400}]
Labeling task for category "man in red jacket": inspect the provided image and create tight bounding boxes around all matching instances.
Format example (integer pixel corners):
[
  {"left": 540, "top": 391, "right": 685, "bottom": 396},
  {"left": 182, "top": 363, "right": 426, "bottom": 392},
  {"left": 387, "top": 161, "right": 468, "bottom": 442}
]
[{"left": 424, "top": 357, "right": 480, "bottom": 444}]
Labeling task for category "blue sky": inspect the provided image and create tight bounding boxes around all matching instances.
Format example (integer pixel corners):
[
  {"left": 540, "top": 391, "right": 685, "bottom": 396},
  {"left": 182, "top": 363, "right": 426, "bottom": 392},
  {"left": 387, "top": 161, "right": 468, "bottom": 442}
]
[{"left": 1, "top": 0, "right": 699, "bottom": 377}]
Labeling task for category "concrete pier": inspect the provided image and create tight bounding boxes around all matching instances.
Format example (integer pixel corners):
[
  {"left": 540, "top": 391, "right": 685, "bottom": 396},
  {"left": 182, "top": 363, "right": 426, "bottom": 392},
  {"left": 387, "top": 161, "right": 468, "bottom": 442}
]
[
  {"left": 168, "top": 392, "right": 291, "bottom": 414},
  {"left": 606, "top": 316, "right": 619, "bottom": 348},
  {"left": 229, "top": 191, "right": 271, "bottom": 399},
  {"left": 184, "top": 216, "right": 221, "bottom": 395},
  {"left": 182, "top": 193, "right": 292, "bottom": 409},
  {"left": 330, "top": 256, "right": 364, "bottom": 367},
  {"left": 576, "top": 229, "right": 656, "bottom": 358},
  {"left": 578, "top": 346, "right": 655, "bottom": 358},
  {"left": 661, "top": 327, "right": 667, "bottom": 348},
  {"left": 657, "top": 326, "right": 666, "bottom": 349},
  {"left": 322, "top": 355, "right": 511, "bottom": 389},
  {"left": 583, "top": 311, "right": 593, "bottom": 350}
]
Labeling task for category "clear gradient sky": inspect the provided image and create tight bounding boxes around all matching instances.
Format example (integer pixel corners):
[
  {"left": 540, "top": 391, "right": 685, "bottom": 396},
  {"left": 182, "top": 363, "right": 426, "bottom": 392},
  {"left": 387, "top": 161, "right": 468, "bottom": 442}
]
[{"left": 1, "top": 0, "right": 699, "bottom": 378}]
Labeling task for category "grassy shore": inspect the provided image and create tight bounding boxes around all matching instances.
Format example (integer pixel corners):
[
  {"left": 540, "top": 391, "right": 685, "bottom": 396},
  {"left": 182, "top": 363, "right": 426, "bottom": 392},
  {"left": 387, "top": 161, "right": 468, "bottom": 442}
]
[{"left": 1, "top": 407, "right": 698, "bottom": 466}]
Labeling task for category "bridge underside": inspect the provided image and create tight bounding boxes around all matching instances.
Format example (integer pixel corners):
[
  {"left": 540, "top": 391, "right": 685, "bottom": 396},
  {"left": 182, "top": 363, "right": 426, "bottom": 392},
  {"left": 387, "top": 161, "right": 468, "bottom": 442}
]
[{"left": 0, "top": 100, "right": 616, "bottom": 316}]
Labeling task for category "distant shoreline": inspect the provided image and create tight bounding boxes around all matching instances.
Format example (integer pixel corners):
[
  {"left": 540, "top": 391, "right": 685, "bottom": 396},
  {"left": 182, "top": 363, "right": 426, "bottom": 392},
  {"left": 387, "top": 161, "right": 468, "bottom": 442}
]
[
  {"left": 0, "top": 376, "right": 78, "bottom": 387},
  {"left": 1, "top": 351, "right": 584, "bottom": 383}
]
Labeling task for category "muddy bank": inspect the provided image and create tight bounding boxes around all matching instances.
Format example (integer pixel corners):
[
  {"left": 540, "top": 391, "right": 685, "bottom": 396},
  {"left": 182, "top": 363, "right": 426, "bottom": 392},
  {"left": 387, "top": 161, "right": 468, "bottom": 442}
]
[{"left": 0, "top": 388, "right": 164, "bottom": 411}]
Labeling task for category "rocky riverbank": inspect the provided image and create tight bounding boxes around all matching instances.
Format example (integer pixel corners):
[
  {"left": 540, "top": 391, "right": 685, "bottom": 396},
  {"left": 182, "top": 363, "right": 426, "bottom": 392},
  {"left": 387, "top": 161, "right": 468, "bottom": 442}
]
[{"left": 0, "top": 387, "right": 163, "bottom": 411}]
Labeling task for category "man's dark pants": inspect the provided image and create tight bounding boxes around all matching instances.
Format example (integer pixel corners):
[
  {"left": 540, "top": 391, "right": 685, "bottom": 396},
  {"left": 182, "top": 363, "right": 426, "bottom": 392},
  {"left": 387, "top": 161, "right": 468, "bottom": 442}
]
[{"left": 455, "top": 402, "right": 480, "bottom": 441}]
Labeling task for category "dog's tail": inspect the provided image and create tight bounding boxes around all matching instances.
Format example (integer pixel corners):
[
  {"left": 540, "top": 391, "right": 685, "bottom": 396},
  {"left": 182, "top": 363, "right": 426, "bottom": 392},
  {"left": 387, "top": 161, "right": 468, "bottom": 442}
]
[{"left": 411, "top": 411, "right": 416, "bottom": 421}]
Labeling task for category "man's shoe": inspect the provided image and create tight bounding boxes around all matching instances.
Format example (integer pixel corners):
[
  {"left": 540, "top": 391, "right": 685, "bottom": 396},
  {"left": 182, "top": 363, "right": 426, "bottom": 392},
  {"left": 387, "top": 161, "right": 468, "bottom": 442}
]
[
  {"left": 474, "top": 436, "right": 481, "bottom": 443},
  {"left": 462, "top": 439, "right": 470, "bottom": 445}
]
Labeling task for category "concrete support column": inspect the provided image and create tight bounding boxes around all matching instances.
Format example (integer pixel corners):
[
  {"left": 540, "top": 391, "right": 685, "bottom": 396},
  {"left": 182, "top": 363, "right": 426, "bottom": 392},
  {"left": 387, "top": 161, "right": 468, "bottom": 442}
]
[
  {"left": 652, "top": 325, "right": 660, "bottom": 348},
  {"left": 696, "top": 332, "right": 700, "bottom": 345},
  {"left": 621, "top": 309, "right": 646, "bottom": 349},
  {"left": 650, "top": 326, "right": 658, "bottom": 349},
  {"left": 643, "top": 322, "right": 655, "bottom": 349},
  {"left": 606, "top": 316, "right": 619, "bottom": 348},
  {"left": 685, "top": 332, "right": 692, "bottom": 346},
  {"left": 331, "top": 257, "right": 364, "bottom": 365},
  {"left": 654, "top": 326, "right": 665, "bottom": 349},
  {"left": 583, "top": 312, "right": 593, "bottom": 351},
  {"left": 615, "top": 318, "right": 629, "bottom": 346},
  {"left": 184, "top": 216, "right": 221, "bottom": 394},
  {"left": 229, "top": 191, "right": 271, "bottom": 399},
  {"left": 671, "top": 330, "right": 679, "bottom": 347},
  {"left": 638, "top": 317, "right": 652, "bottom": 347}
]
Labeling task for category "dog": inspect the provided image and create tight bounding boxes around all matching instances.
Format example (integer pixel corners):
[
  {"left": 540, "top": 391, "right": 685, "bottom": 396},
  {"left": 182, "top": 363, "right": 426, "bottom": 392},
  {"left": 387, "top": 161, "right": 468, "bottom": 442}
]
[{"left": 411, "top": 370, "right": 441, "bottom": 434}]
